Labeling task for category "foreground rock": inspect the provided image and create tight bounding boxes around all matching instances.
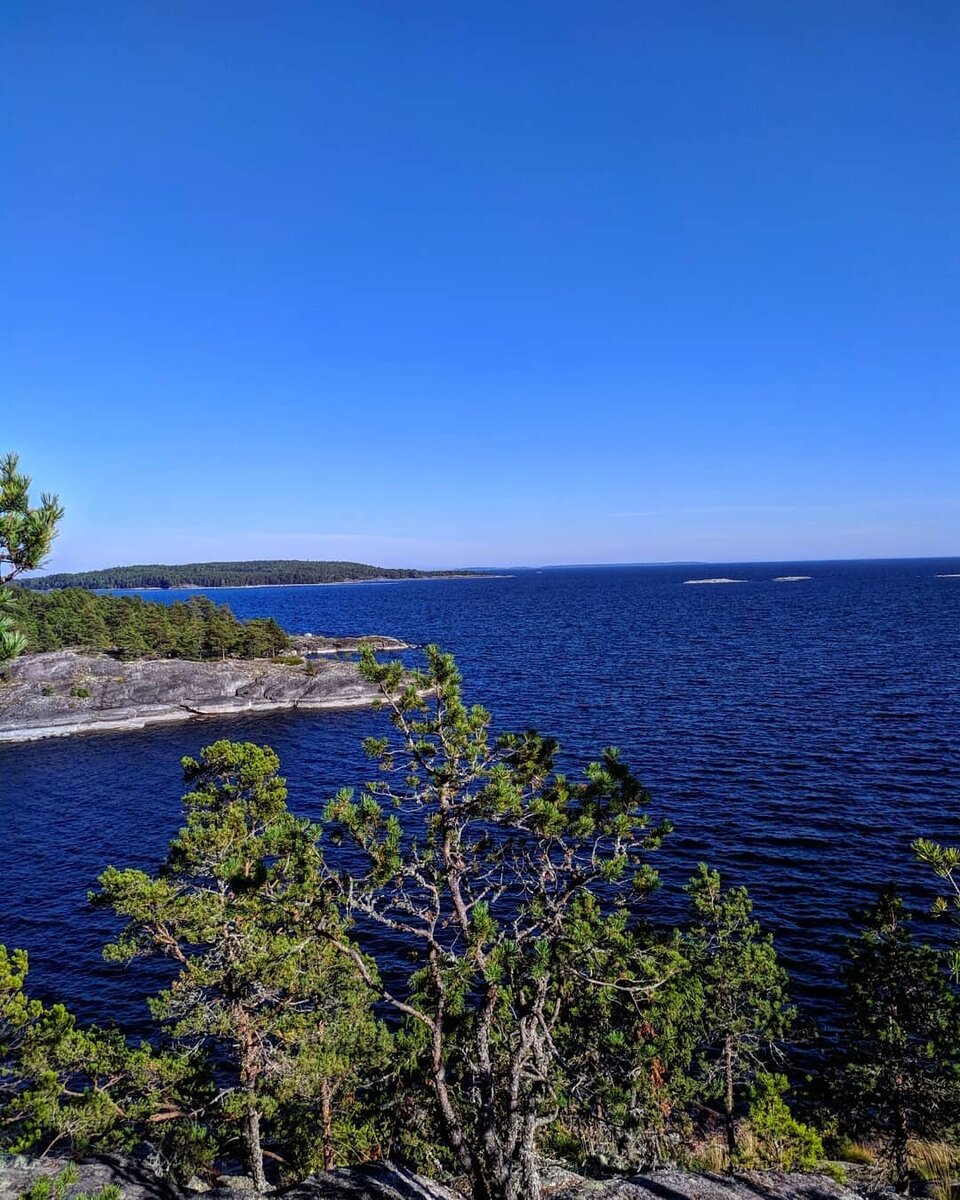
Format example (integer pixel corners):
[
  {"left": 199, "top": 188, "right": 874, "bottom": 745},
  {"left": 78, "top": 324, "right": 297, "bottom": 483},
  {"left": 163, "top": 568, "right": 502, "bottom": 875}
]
[
  {"left": 0, "top": 1158, "right": 460, "bottom": 1200},
  {"left": 0, "top": 1154, "right": 178, "bottom": 1200},
  {"left": 0, "top": 644, "right": 405, "bottom": 743},
  {"left": 0, "top": 1157, "right": 876, "bottom": 1200},
  {"left": 544, "top": 1165, "right": 870, "bottom": 1200}
]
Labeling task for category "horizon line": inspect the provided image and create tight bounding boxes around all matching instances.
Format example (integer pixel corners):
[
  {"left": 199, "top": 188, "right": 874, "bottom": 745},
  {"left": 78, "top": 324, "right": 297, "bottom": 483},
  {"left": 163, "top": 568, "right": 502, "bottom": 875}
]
[{"left": 26, "top": 551, "right": 960, "bottom": 579}]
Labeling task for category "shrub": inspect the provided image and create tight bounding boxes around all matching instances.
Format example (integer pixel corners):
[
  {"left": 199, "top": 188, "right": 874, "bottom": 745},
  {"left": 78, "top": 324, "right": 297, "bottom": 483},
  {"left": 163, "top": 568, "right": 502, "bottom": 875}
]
[
  {"left": 17, "top": 1163, "right": 120, "bottom": 1200},
  {"left": 739, "top": 1073, "right": 824, "bottom": 1171},
  {"left": 821, "top": 1163, "right": 848, "bottom": 1185}
]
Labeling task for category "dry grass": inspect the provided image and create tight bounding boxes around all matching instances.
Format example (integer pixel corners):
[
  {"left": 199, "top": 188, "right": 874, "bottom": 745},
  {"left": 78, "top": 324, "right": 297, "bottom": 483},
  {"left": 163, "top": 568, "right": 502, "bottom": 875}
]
[
  {"left": 689, "top": 1133, "right": 729, "bottom": 1173},
  {"left": 835, "top": 1140, "right": 876, "bottom": 1165},
  {"left": 910, "top": 1139, "right": 960, "bottom": 1200}
]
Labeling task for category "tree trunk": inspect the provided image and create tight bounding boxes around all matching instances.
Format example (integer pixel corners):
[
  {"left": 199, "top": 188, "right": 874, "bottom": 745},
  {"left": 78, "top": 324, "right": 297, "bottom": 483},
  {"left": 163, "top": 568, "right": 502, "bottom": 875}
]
[
  {"left": 235, "top": 1006, "right": 268, "bottom": 1193},
  {"left": 893, "top": 1085, "right": 909, "bottom": 1193},
  {"left": 321, "top": 1078, "right": 335, "bottom": 1171},
  {"left": 244, "top": 1101, "right": 269, "bottom": 1194},
  {"left": 724, "top": 1034, "right": 736, "bottom": 1165},
  {"left": 518, "top": 1114, "right": 542, "bottom": 1200}
]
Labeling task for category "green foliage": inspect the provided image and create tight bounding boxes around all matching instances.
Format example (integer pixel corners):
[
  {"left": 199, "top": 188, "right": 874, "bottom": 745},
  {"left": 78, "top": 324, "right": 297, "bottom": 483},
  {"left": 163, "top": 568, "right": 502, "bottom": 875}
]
[
  {"left": 554, "top": 866, "right": 797, "bottom": 1171},
  {"left": 820, "top": 1162, "right": 848, "bottom": 1185},
  {"left": 684, "top": 864, "right": 795, "bottom": 1157},
  {"left": 23, "top": 560, "right": 472, "bottom": 591},
  {"left": 17, "top": 1163, "right": 120, "bottom": 1200},
  {"left": 325, "top": 645, "right": 671, "bottom": 1200},
  {"left": 914, "top": 838, "right": 960, "bottom": 979},
  {"left": 834, "top": 889, "right": 960, "bottom": 1191},
  {"left": 551, "top": 913, "right": 702, "bottom": 1169},
  {"left": 12, "top": 589, "right": 289, "bottom": 661},
  {"left": 68, "top": 685, "right": 91, "bottom": 699},
  {"left": 0, "top": 452, "right": 64, "bottom": 660},
  {"left": 0, "top": 453, "right": 64, "bottom": 587},
  {"left": 3, "top": 646, "right": 958, "bottom": 1196},
  {"left": 740, "top": 1073, "right": 823, "bottom": 1171},
  {"left": 0, "top": 586, "right": 28, "bottom": 663},
  {"left": 94, "top": 740, "right": 388, "bottom": 1192},
  {"left": 0, "top": 945, "right": 196, "bottom": 1159}
]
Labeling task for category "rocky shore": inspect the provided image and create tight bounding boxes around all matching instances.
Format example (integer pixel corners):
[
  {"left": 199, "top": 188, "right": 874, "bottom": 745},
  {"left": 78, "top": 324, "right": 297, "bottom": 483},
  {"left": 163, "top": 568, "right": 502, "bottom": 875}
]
[
  {"left": 0, "top": 636, "right": 411, "bottom": 743},
  {"left": 0, "top": 1156, "right": 878, "bottom": 1200}
]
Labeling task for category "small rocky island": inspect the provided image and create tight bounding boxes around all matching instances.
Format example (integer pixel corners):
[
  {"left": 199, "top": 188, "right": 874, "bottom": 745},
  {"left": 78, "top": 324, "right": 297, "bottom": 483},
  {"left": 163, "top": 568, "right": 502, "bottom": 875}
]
[{"left": 0, "top": 634, "right": 411, "bottom": 743}]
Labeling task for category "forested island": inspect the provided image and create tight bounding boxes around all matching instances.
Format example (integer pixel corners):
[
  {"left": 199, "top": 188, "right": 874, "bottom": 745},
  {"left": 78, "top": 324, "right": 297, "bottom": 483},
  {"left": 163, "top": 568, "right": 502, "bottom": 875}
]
[
  {"left": 21, "top": 559, "right": 479, "bottom": 591},
  {"left": 0, "top": 588, "right": 412, "bottom": 741}
]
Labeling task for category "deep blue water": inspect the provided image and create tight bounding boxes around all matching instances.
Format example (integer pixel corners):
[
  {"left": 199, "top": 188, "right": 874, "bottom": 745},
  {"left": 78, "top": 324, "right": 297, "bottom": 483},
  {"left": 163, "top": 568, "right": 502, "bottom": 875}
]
[{"left": 3, "top": 559, "right": 959, "bottom": 1032}]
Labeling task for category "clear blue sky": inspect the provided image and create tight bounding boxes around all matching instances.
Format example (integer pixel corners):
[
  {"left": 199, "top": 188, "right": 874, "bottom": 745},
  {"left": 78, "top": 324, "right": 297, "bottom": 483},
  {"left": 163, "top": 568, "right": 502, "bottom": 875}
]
[{"left": 4, "top": 1, "right": 958, "bottom": 570}]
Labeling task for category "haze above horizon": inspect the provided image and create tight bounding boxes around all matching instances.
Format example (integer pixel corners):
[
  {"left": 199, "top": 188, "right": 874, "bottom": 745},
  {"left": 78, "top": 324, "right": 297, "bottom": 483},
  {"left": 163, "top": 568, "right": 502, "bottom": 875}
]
[{"left": 4, "top": 2, "right": 957, "bottom": 571}]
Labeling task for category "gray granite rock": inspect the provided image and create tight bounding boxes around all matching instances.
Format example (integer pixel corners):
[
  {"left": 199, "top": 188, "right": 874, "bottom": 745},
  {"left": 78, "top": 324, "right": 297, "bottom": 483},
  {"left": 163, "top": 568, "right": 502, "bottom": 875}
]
[
  {"left": 0, "top": 1159, "right": 460, "bottom": 1200},
  {"left": 0, "top": 1158, "right": 886, "bottom": 1200},
  {"left": 0, "top": 648, "right": 398, "bottom": 743},
  {"left": 287, "top": 635, "right": 413, "bottom": 655},
  {"left": 0, "top": 1154, "right": 178, "bottom": 1200},
  {"left": 544, "top": 1167, "right": 871, "bottom": 1200}
]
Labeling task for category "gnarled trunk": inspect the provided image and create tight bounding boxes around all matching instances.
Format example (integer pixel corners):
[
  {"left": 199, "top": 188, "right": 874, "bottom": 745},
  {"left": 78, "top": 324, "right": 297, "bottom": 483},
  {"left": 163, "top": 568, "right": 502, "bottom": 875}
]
[
  {"left": 243, "top": 1101, "right": 268, "bottom": 1193},
  {"left": 236, "top": 1005, "right": 268, "bottom": 1193},
  {"left": 724, "top": 1034, "right": 736, "bottom": 1165}
]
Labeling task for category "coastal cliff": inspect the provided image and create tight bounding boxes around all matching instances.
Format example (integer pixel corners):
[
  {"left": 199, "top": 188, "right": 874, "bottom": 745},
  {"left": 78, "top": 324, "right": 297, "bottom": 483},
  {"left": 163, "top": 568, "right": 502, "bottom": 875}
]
[{"left": 0, "top": 636, "right": 410, "bottom": 743}]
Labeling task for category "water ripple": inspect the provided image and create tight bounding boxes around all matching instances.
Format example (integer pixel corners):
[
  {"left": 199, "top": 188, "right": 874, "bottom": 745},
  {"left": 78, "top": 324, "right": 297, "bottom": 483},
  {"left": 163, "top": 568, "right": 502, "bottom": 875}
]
[{"left": 1, "top": 558, "right": 957, "bottom": 1032}]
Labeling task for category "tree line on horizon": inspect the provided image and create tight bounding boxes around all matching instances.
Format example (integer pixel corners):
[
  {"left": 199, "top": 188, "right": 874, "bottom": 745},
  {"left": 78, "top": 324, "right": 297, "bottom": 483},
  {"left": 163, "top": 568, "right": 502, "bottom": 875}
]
[
  {"left": 1, "top": 647, "right": 958, "bottom": 1200},
  {"left": 20, "top": 560, "right": 470, "bottom": 591}
]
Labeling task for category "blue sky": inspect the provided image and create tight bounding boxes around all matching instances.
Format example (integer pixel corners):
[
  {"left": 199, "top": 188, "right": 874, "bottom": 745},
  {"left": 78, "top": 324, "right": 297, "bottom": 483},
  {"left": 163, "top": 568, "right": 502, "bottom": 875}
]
[{"left": 4, "top": 1, "right": 958, "bottom": 570}]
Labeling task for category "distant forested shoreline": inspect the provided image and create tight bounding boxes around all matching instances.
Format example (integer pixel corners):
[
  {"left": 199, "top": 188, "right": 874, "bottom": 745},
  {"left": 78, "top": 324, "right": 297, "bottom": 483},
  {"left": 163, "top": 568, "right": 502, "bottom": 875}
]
[{"left": 21, "top": 559, "right": 478, "bottom": 591}]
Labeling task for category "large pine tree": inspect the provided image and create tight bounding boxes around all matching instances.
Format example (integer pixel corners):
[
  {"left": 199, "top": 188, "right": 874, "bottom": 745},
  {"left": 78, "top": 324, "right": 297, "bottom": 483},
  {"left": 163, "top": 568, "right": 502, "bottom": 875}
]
[{"left": 95, "top": 740, "right": 388, "bottom": 1191}]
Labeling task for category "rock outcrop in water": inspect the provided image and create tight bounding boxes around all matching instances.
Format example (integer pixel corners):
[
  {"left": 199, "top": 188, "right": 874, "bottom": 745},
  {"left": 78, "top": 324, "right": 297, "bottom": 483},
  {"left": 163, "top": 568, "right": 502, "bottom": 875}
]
[{"left": 0, "top": 636, "right": 411, "bottom": 743}]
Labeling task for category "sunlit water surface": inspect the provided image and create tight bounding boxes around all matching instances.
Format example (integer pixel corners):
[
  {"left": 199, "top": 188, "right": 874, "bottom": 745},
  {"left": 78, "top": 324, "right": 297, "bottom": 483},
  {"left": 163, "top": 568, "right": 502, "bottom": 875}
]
[{"left": 3, "top": 559, "right": 958, "bottom": 1032}]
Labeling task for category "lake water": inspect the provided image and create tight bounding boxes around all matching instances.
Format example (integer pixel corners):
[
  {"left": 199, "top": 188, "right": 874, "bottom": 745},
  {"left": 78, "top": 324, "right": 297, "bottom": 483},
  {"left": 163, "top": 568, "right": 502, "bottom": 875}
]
[{"left": 2, "top": 559, "right": 958, "bottom": 1032}]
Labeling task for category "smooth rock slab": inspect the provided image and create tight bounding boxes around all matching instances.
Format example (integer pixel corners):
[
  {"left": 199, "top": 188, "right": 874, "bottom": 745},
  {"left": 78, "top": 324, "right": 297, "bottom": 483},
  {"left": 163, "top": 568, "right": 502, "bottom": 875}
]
[
  {"left": 0, "top": 1159, "right": 879, "bottom": 1200},
  {"left": 0, "top": 1159, "right": 461, "bottom": 1200},
  {"left": 0, "top": 1154, "right": 178, "bottom": 1200},
  {"left": 547, "top": 1169, "right": 869, "bottom": 1200},
  {"left": 0, "top": 648, "right": 395, "bottom": 743}
]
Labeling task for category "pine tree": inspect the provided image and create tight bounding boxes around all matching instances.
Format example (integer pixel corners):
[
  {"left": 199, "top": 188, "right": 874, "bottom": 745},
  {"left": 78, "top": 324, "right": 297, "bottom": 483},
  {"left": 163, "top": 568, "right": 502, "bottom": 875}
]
[
  {"left": 94, "top": 740, "right": 387, "bottom": 1191},
  {"left": 836, "top": 888, "right": 960, "bottom": 1191},
  {"left": 0, "top": 452, "right": 64, "bottom": 586},
  {"left": 684, "top": 864, "right": 795, "bottom": 1162},
  {"left": 0, "top": 452, "right": 64, "bottom": 660},
  {"left": 0, "top": 945, "right": 197, "bottom": 1160},
  {"left": 0, "top": 587, "right": 27, "bottom": 661},
  {"left": 324, "top": 646, "right": 671, "bottom": 1200},
  {"left": 914, "top": 838, "right": 960, "bottom": 979},
  {"left": 551, "top": 909, "right": 702, "bottom": 1170}
]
